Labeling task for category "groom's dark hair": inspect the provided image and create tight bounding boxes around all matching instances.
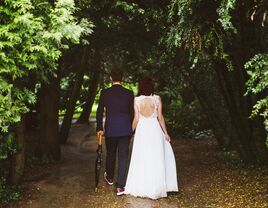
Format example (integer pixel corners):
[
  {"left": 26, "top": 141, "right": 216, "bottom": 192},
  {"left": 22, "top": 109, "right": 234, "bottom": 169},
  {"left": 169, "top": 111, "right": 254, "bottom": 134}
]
[{"left": 110, "top": 69, "right": 123, "bottom": 82}]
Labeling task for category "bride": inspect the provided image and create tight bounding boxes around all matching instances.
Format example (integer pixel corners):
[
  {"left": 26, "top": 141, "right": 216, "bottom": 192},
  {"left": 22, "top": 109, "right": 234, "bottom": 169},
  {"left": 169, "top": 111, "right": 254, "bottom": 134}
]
[{"left": 124, "top": 77, "right": 178, "bottom": 199}]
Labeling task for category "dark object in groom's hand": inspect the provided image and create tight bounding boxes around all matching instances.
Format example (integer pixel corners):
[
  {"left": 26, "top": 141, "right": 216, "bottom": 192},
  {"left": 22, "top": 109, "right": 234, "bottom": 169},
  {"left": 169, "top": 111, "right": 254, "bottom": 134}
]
[{"left": 94, "top": 134, "right": 102, "bottom": 192}]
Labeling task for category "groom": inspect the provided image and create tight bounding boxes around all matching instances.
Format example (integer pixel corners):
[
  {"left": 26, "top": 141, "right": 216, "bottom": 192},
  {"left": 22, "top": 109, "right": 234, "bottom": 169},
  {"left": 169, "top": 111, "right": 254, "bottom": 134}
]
[{"left": 96, "top": 69, "right": 134, "bottom": 196}]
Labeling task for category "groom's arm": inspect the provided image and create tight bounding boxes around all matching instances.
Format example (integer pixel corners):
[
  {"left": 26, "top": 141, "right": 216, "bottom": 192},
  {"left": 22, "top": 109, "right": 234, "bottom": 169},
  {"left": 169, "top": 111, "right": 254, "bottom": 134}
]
[{"left": 96, "top": 90, "right": 105, "bottom": 133}]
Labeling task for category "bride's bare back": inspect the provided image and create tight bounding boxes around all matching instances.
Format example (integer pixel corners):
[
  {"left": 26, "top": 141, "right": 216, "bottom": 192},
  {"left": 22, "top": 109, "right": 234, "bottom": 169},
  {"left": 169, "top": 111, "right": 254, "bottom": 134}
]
[{"left": 139, "top": 97, "right": 156, "bottom": 118}]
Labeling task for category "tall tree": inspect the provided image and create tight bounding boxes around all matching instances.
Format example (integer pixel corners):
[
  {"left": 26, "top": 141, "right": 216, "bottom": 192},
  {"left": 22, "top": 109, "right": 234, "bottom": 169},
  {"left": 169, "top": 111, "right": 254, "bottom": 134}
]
[
  {"left": 76, "top": 49, "right": 102, "bottom": 123},
  {"left": 9, "top": 116, "right": 25, "bottom": 185},
  {"left": 36, "top": 75, "right": 61, "bottom": 160},
  {"left": 167, "top": 0, "right": 268, "bottom": 163},
  {"left": 0, "top": 0, "right": 92, "bottom": 187},
  {"left": 59, "top": 47, "right": 90, "bottom": 144}
]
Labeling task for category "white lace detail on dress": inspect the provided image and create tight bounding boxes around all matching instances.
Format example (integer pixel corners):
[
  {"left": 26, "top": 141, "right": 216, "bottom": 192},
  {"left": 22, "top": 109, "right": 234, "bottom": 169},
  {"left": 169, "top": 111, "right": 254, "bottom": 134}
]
[{"left": 135, "top": 95, "right": 159, "bottom": 119}]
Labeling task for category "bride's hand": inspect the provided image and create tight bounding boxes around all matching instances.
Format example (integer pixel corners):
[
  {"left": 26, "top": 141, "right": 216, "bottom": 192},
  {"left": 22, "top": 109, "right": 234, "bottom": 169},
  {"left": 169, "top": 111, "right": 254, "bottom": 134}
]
[{"left": 164, "top": 133, "right": 171, "bottom": 142}]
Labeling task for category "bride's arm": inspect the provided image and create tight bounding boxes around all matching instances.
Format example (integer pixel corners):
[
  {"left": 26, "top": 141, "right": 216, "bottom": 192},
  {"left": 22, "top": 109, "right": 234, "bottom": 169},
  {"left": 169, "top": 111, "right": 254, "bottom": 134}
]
[
  {"left": 132, "top": 101, "right": 139, "bottom": 131},
  {"left": 157, "top": 96, "right": 171, "bottom": 142}
]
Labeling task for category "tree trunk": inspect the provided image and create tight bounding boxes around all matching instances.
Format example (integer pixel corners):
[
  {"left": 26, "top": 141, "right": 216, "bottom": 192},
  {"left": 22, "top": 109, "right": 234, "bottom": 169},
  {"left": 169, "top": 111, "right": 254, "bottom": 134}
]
[
  {"left": 59, "top": 49, "right": 89, "bottom": 144},
  {"left": 240, "top": 1, "right": 268, "bottom": 164},
  {"left": 252, "top": 117, "right": 268, "bottom": 163},
  {"left": 183, "top": 71, "right": 230, "bottom": 149},
  {"left": 214, "top": 59, "right": 268, "bottom": 164},
  {"left": 9, "top": 116, "right": 26, "bottom": 185},
  {"left": 76, "top": 53, "right": 101, "bottom": 124},
  {"left": 36, "top": 76, "right": 61, "bottom": 161}
]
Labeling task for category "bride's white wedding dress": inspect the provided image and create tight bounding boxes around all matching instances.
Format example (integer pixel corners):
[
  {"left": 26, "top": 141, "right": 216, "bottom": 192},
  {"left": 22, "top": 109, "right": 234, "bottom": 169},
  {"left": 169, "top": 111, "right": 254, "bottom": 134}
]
[{"left": 124, "top": 95, "right": 178, "bottom": 199}]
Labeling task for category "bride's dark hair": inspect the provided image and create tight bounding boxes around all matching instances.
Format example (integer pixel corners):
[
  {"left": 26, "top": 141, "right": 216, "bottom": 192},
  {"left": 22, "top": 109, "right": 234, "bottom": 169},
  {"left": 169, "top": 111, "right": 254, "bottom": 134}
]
[{"left": 138, "top": 77, "right": 154, "bottom": 96}]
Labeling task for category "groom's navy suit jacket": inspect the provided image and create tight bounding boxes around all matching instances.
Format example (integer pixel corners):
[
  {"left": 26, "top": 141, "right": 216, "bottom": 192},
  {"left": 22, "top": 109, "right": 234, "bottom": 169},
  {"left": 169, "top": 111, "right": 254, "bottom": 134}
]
[{"left": 96, "top": 84, "right": 134, "bottom": 137}]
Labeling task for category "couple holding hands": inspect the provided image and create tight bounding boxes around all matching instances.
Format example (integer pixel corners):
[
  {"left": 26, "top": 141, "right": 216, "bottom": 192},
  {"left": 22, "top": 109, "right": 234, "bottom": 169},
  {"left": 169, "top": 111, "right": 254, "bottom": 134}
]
[{"left": 96, "top": 70, "right": 178, "bottom": 199}]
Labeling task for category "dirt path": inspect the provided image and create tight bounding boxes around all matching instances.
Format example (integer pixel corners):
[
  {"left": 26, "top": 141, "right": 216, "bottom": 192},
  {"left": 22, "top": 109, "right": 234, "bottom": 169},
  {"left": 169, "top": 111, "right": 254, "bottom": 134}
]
[{"left": 11, "top": 122, "right": 268, "bottom": 208}]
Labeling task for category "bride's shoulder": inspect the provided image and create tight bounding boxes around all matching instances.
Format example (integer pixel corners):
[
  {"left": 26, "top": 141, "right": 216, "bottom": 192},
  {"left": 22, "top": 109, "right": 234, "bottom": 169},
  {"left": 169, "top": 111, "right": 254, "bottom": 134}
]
[
  {"left": 153, "top": 94, "right": 161, "bottom": 99},
  {"left": 134, "top": 96, "right": 142, "bottom": 106},
  {"left": 153, "top": 94, "right": 161, "bottom": 105},
  {"left": 134, "top": 96, "right": 141, "bottom": 102}
]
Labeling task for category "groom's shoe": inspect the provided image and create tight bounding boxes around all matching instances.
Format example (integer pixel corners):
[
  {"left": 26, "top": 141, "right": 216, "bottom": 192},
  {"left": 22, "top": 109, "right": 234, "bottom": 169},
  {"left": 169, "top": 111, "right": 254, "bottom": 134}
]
[
  {"left": 116, "top": 187, "right": 125, "bottom": 196},
  {"left": 104, "top": 172, "right": 114, "bottom": 185}
]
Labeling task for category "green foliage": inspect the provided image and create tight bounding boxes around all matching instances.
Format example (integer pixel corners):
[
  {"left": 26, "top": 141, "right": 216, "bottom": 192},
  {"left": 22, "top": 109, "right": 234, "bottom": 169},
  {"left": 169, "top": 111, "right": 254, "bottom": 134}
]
[
  {"left": 0, "top": 0, "right": 92, "bottom": 132},
  {"left": 217, "top": 0, "right": 237, "bottom": 32},
  {"left": 165, "top": 99, "right": 208, "bottom": 135},
  {"left": 0, "top": 0, "right": 92, "bottom": 137},
  {"left": 114, "top": 0, "right": 144, "bottom": 15},
  {"left": 167, "top": 0, "right": 194, "bottom": 49},
  {"left": 0, "top": 177, "right": 20, "bottom": 205},
  {"left": 166, "top": 0, "right": 268, "bottom": 163},
  {"left": 0, "top": 0, "right": 93, "bottom": 203},
  {"left": 168, "top": 0, "right": 210, "bottom": 69},
  {"left": 167, "top": 0, "right": 235, "bottom": 70},
  {"left": 0, "top": 133, "right": 16, "bottom": 160},
  {"left": 0, "top": 85, "right": 36, "bottom": 133},
  {"left": 245, "top": 54, "right": 268, "bottom": 128}
]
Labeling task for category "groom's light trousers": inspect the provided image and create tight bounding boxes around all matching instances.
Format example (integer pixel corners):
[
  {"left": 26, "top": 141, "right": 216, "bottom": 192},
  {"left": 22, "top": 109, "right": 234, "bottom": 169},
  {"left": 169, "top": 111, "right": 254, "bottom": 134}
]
[{"left": 105, "top": 136, "right": 131, "bottom": 188}]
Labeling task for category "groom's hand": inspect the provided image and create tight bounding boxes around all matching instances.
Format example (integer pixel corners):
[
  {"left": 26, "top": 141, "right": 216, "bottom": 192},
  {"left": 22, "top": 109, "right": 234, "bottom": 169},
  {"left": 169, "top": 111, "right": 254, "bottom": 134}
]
[{"left": 97, "top": 130, "right": 104, "bottom": 138}]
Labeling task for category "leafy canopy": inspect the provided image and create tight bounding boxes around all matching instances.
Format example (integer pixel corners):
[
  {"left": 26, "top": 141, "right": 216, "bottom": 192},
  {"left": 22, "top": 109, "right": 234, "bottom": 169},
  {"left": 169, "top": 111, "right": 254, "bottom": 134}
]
[{"left": 0, "top": 0, "right": 92, "bottom": 132}]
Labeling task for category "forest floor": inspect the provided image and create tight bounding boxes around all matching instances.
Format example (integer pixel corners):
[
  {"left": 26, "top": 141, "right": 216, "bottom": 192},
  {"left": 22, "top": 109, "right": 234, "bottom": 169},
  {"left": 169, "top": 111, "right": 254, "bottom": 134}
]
[{"left": 8, "top": 121, "right": 268, "bottom": 208}]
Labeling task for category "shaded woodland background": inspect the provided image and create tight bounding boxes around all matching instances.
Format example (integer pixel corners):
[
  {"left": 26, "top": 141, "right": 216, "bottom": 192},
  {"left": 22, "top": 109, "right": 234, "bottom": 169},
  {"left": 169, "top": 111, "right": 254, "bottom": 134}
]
[{"left": 0, "top": 0, "right": 268, "bottom": 205}]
